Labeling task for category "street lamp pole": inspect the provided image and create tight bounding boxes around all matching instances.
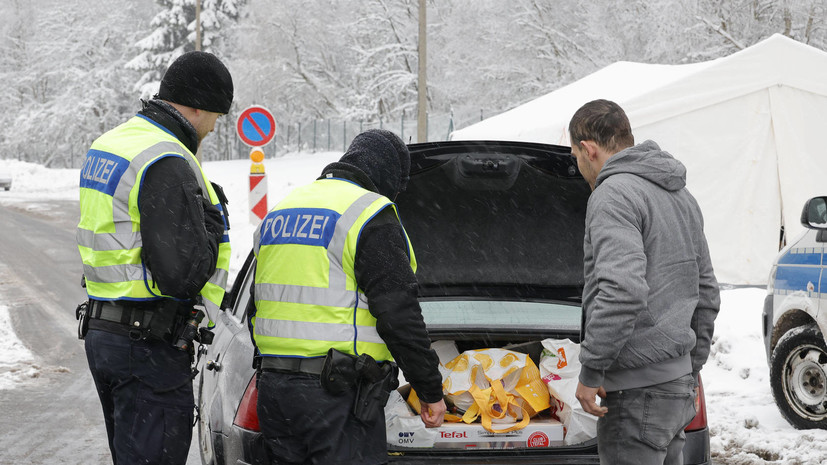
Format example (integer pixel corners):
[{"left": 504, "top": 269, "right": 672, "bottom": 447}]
[
  {"left": 417, "top": 0, "right": 427, "bottom": 143},
  {"left": 195, "top": 0, "right": 202, "bottom": 52}
]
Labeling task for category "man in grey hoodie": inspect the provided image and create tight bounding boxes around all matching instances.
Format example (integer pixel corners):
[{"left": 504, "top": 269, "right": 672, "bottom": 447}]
[{"left": 569, "top": 100, "right": 720, "bottom": 465}]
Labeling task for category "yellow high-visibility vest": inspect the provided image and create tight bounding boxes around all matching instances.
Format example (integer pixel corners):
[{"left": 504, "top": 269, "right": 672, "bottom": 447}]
[
  {"left": 77, "top": 115, "right": 231, "bottom": 316},
  {"left": 252, "top": 177, "right": 416, "bottom": 361}
]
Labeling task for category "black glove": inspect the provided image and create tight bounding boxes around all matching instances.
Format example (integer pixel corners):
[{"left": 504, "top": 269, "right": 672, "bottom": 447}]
[
  {"left": 202, "top": 196, "right": 225, "bottom": 242},
  {"left": 211, "top": 182, "right": 231, "bottom": 230}
]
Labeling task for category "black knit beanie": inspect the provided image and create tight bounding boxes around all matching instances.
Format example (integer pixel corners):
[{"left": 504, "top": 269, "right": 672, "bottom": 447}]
[
  {"left": 157, "top": 51, "right": 234, "bottom": 114},
  {"left": 339, "top": 129, "right": 411, "bottom": 199}
]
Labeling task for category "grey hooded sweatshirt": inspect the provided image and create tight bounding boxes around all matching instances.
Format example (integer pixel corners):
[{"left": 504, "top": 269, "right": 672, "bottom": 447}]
[{"left": 578, "top": 140, "right": 720, "bottom": 391}]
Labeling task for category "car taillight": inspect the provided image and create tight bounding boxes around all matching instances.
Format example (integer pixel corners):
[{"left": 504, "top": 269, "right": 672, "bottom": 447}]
[
  {"left": 233, "top": 373, "right": 260, "bottom": 432},
  {"left": 684, "top": 374, "right": 707, "bottom": 431}
]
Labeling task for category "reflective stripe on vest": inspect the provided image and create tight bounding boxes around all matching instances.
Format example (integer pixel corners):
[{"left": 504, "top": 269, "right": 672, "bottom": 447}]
[
  {"left": 77, "top": 115, "right": 230, "bottom": 318},
  {"left": 252, "top": 178, "right": 416, "bottom": 361}
]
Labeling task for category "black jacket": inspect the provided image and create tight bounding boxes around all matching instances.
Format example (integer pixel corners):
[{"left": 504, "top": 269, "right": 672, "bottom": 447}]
[
  {"left": 319, "top": 163, "right": 444, "bottom": 403},
  {"left": 136, "top": 100, "right": 225, "bottom": 301}
]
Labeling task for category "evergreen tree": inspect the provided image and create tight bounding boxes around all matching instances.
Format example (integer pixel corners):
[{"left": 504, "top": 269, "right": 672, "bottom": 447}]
[{"left": 127, "top": 0, "right": 245, "bottom": 99}]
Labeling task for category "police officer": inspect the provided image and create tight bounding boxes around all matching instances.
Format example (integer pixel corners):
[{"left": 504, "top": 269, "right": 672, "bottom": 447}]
[
  {"left": 251, "top": 129, "right": 447, "bottom": 465},
  {"left": 76, "top": 51, "right": 233, "bottom": 464}
]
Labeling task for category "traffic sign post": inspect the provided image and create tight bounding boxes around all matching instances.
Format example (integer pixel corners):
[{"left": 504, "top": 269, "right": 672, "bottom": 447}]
[
  {"left": 249, "top": 148, "right": 267, "bottom": 224},
  {"left": 237, "top": 106, "right": 276, "bottom": 147},
  {"left": 236, "top": 106, "right": 276, "bottom": 224}
]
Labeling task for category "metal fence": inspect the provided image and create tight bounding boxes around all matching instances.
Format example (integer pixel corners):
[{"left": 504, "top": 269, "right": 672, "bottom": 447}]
[{"left": 201, "top": 108, "right": 498, "bottom": 162}]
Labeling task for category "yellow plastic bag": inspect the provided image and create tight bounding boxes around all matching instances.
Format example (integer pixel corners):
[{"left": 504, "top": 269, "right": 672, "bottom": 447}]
[
  {"left": 441, "top": 348, "right": 550, "bottom": 433},
  {"left": 406, "top": 387, "right": 464, "bottom": 423}
]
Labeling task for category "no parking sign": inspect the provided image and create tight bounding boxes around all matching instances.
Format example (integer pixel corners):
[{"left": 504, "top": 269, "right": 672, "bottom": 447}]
[
  {"left": 236, "top": 106, "right": 276, "bottom": 147},
  {"left": 237, "top": 106, "right": 275, "bottom": 224}
]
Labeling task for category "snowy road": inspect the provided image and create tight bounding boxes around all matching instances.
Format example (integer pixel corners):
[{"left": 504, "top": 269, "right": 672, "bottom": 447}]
[{"left": 0, "top": 201, "right": 201, "bottom": 464}]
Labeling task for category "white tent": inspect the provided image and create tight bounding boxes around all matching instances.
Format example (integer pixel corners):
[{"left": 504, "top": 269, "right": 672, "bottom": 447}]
[{"left": 452, "top": 34, "right": 827, "bottom": 285}]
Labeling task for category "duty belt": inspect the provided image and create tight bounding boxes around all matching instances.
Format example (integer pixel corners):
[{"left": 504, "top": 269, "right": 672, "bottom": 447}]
[
  {"left": 89, "top": 300, "right": 155, "bottom": 329},
  {"left": 261, "top": 356, "right": 325, "bottom": 375}
]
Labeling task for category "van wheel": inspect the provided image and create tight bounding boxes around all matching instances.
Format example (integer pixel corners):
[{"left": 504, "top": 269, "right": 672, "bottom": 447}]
[{"left": 770, "top": 324, "right": 827, "bottom": 429}]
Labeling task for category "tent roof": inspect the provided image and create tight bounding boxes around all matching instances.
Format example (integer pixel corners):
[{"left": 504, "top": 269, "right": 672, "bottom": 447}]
[
  {"left": 451, "top": 34, "right": 827, "bottom": 285},
  {"left": 451, "top": 34, "right": 827, "bottom": 145}
]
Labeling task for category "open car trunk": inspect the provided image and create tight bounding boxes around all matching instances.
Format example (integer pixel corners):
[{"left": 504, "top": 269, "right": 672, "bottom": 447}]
[
  {"left": 386, "top": 330, "right": 599, "bottom": 459},
  {"left": 386, "top": 141, "right": 597, "bottom": 460},
  {"left": 396, "top": 140, "right": 590, "bottom": 301}
]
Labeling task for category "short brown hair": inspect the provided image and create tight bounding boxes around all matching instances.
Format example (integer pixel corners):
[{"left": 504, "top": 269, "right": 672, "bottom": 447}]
[{"left": 568, "top": 99, "right": 634, "bottom": 152}]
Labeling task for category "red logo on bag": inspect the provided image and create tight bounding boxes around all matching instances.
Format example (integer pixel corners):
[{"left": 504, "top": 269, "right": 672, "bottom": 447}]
[
  {"left": 542, "top": 373, "right": 562, "bottom": 382},
  {"left": 557, "top": 348, "right": 567, "bottom": 369},
  {"left": 527, "top": 431, "right": 549, "bottom": 448},
  {"left": 440, "top": 431, "right": 469, "bottom": 439}
]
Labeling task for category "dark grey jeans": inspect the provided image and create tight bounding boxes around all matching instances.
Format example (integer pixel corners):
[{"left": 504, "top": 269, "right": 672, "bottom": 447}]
[
  {"left": 597, "top": 374, "right": 696, "bottom": 465},
  {"left": 85, "top": 329, "right": 194, "bottom": 465}
]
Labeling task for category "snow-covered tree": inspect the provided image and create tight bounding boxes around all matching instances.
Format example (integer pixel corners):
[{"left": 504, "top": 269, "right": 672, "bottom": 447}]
[
  {"left": 345, "top": 0, "right": 421, "bottom": 120},
  {"left": 127, "top": 0, "right": 245, "bottom": 99},
  {"left": 7, "top": 0, "right": 827, "bottom": 166},
  {"left": 0, "top": 0, "right": 153, "bottom": 167},
  {"left": 689, "top": 0, "right": 827, "bottom": 55}
]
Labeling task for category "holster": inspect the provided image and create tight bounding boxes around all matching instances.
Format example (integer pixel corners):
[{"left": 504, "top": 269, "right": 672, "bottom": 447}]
[
  {"left": 320, "top": 348, "right": 358, "bottom": 395},
  {"left": 320, "top": 349, "right": 399, "bottom": 423},
  {"left": 352, "top": 355, "right": 399, "bottom": 424},
  {"left": 148, "top": 300, "right": 193, "bottom": 343},
  {"left": 76, "top": 301, "right": 89, "bottom": 340}
]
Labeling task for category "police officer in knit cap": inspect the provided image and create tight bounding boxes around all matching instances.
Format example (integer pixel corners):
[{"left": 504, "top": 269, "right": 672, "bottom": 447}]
[
  {"left": 77, "top": 51, "right": 233, "bottom": 465},
  {"left": 251, "top": 129, "right": 446, "bottom": 465},
  {"left": 157, "top": 51, "right": 234, "bottom": 115}
]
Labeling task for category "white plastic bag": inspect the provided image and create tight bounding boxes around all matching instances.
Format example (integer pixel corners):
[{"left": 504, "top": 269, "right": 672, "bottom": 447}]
[
  {"left": 539, "top": 338, "right": 597, "bottom": 445},
  {"left": 384, "top": 389, "right": 437, "bottom": 448}
]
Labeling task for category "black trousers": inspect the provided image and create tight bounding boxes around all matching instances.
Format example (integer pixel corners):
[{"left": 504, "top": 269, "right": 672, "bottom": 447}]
[
  {"left": 85, "top": 329, "right": 194, "bottom": 465},
  {"left": 257, "top": 370, "right": 388, "bottom": 465}
]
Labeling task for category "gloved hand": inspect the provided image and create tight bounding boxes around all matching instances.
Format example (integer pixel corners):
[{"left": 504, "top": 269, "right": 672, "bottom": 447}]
[{"left": 202, "top": 196, "right": 225, "bottom": 241}]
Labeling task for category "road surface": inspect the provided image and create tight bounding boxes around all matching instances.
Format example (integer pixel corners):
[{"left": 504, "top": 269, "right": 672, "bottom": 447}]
[{"left": 0, "top": 201, "right": 201, "bottom": 464}]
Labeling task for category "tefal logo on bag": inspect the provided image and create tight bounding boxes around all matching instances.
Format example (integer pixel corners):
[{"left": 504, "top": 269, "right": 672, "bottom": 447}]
[
  {"left": 527, "top": 431, "right": 549, "bottom": 448},
  {"left": 440, "top": 431, "right": 469, "bottom": 439},
  {"left": 557, "top": 348, "right": 567, "bottom": 369}
]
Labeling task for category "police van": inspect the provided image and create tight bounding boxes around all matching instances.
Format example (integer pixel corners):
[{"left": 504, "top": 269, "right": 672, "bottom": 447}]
[{"left": 764, "top": 196, "right": 827, "bottom": 429}]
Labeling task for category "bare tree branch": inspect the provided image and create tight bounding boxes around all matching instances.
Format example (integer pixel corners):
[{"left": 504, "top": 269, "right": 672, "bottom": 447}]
[{"left": 697, "top": 15, "right": 747, "bottom": 50}]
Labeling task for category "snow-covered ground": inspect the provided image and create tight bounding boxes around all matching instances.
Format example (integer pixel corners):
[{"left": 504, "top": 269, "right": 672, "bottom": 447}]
[
  {"left": 0, "top": 304, "right": 38, "bottom": 390},
  {"left": 1, "top": 154, "right": 826, "bottom": 464}
]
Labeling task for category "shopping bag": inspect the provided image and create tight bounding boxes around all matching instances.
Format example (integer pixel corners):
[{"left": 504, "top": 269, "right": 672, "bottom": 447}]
[
  {"left": 385, "top": 390, "right": 437, "bottom": 448},
  {"left": 439, "top": 348, "right": 551, "bottom": 433},
  {"left": 406, "top": 385, "right": 464, "bottom": 423},
  {"left": 539, "top": 338, "right": 597, "bottom": 445}
]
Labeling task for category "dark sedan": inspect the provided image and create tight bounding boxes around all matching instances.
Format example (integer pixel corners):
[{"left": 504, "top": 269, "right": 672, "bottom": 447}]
[{"left": 197, "top": 140, "right": 711, "bottom": 465}]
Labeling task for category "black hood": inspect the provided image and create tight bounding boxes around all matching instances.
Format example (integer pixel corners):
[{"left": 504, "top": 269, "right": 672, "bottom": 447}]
[{"left": 337, "top": 129, "right": 410, "bottom": 199}]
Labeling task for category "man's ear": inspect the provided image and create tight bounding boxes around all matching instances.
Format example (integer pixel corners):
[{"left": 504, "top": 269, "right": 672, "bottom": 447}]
[{"left": 580, "top": 140, "right": 600, "bottom": 161}]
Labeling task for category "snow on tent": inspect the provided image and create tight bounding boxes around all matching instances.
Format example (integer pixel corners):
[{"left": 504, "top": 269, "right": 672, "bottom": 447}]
[{"left": 451, "top": 34, "right": 827, "bottom": 285}]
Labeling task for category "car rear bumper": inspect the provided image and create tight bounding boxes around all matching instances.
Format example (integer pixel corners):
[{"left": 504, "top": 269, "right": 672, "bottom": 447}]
[
  {"left": 387, "top": 441, "right": 599, "bottom": 464},
  {"left": 387, "top": 428, "right": 709, "bottom": 465},
  {"left": 223, "top": 427, "right": 267, "bottom": 465},
  {"left": 684, "top": 427, "right": 711, "bottom": 465}
]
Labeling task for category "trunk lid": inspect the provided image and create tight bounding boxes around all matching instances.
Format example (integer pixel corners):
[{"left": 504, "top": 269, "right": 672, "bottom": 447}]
[{"left": 397, "top": 140, "right": 591, "bottom": 302}]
